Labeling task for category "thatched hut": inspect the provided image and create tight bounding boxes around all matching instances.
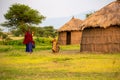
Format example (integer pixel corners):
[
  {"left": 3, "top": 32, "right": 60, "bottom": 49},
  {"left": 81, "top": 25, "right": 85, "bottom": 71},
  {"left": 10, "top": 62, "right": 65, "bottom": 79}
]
[
  {"left": 58, "top": 17, "right": 83, "bottom": 45},
  {"left": 80, "top": 0, "right": 120, "bottom": 53}
]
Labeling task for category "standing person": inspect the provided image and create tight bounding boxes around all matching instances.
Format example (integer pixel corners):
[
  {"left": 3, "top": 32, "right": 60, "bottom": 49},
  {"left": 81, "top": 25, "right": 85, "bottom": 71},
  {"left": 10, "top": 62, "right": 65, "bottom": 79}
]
[
  {"left": 23, "top": 28, "right": 35, "bottom": 54},
  {"left": 51, "top": 38, "right": 60, "bottom": 53}
]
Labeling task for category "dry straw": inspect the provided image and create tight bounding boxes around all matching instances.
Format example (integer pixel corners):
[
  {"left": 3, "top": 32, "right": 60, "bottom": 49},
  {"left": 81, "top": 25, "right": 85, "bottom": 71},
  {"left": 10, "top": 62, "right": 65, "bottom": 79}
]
[
  {"left": 80, "top": 0, "right": 120, "bottom": 30},
  {"left": 80, "top": 0, "right": 120, "bottom": 53},
  {"left": 58, "top": 17, "right": 83, "bottom": 32}
]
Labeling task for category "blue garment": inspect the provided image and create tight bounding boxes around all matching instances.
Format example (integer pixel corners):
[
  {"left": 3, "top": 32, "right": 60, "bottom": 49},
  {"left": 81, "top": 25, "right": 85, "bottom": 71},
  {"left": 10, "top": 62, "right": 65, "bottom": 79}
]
[{"left": 26, "top": 42, "right": 33, "bottom": 52}]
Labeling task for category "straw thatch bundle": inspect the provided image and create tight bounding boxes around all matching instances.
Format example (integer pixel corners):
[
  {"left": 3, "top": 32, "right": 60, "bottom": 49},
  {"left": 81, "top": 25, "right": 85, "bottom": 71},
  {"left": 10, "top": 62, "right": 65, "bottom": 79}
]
[
  {"left": 58, "top": 17, "right": 83, "bottom": 45},
  {"left": 80, "top": 0, "right": 120, "bottom": 53},
  {"left": 80, "top": 0, "right": 120, "bottom": 30},
  {"left": 58, "top": 17, "right": 83, "bottom": 32}
]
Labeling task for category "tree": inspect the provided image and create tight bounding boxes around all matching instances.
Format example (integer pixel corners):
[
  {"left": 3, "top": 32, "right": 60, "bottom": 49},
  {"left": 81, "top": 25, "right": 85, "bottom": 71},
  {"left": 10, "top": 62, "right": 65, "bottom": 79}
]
[
  {"left": 43, "top": 26, "right": 57, "bottom": 37},
  {"left": 0, "top": 28, "right": 3, "bottom": 37},
  {"left": 11, "top": 25, "right": 38, "bottom": 36},
  {"left": 34, "top": 26, "right": 57, "bottom": 37},
  {"left": 86, "top": 11, "right": 95, "bottom": 18},
  {"left": 11, "top": 29, "right": 23, "bottom": 36},
  {"left": 35, "top": 27, "right": 44, "bottom": 37},
  {"left": 0, "top": 28, "right": 10, "bottom": 41},
  {"left": 1, "top": 3, "right": 45, "bottom": 31}
]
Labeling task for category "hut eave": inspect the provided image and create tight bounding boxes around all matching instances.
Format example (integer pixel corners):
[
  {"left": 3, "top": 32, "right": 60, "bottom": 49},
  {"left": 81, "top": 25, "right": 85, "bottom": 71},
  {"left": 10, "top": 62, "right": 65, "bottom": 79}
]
[{"left": 80, "top": 0, "right": 120, "bottom": 30}]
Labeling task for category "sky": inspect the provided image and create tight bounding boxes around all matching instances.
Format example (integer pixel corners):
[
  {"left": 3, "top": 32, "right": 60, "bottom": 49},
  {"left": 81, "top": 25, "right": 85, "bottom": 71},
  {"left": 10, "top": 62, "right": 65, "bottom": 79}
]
[{"left": 0, "top": 0, "right": 115, "bottom": 30}]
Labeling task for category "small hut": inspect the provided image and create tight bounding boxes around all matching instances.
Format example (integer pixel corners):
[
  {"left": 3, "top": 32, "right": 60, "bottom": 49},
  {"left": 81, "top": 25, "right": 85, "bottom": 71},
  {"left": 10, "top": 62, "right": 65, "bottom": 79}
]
[
  {"left": 80, "top": 0, "right": 120, "bottom": 53},
  {"left": 58, "top": 17, "right": 83, "bottom": 45}
]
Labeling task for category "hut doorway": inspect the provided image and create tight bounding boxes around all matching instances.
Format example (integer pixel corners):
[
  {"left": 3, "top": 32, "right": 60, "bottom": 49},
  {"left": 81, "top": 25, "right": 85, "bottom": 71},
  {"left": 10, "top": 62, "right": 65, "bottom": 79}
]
[{"left": 66, "top": 32, "right": 71, "bottom": 45}]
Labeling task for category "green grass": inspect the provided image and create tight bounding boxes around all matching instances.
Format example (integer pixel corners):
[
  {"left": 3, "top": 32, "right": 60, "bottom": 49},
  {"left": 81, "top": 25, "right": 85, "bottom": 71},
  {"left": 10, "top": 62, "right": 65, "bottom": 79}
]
[{"left": 0, "top": 45, "right": 120, "bottom": 80}]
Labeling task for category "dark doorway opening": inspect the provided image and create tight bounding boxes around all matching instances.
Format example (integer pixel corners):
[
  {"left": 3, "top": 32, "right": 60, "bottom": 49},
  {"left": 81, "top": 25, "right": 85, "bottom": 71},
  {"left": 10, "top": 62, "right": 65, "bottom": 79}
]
[{"left": 66, "top": 32, "right": 71, "bottom": 45}]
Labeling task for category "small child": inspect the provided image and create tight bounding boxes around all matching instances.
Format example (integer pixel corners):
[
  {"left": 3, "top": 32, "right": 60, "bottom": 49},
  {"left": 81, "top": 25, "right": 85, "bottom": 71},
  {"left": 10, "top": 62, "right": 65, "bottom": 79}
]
[{"left": 51, "top": 38, "right": 60, "bottom": 53}]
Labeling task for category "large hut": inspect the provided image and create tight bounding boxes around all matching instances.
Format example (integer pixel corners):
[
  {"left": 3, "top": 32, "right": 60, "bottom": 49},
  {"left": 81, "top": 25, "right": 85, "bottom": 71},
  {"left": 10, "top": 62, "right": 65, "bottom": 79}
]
[
  {"left": 80, "top": 0, "right": 120, "bottom": 53},
  {"left": 58, "top": 17, "right": 83, "bottom": 45}
]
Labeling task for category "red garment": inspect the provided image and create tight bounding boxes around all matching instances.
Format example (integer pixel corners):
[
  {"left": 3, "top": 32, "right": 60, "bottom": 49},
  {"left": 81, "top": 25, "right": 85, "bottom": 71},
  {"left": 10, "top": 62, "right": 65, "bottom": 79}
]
[{"left": 23, "top": 31, "right": 34, "bottom": 44}]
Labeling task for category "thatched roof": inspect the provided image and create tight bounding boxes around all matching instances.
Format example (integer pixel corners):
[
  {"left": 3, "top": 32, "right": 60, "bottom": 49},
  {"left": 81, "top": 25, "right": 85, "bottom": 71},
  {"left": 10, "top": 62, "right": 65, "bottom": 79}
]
[
  {"left": 58, "top": 17, "right": 83, "bottom": 32},
  {"left": 80, "top": 0, "right": 120, "bottom": 30}
]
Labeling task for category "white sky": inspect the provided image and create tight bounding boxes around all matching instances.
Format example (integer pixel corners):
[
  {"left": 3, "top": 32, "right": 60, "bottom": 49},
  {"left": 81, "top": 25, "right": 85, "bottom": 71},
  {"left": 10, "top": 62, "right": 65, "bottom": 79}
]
[{"left": 0, "top": 0, "right": 115, "bottom": 29}]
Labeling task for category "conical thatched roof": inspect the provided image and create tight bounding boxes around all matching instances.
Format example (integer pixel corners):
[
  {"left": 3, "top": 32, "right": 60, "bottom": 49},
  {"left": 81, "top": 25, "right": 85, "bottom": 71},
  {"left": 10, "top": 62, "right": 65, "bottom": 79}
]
[
  {"left": 58, "top": 17, "right": 83, "bottom": 32},
  {"left": 80, "top": 0, "right": 120, "bottom": 30}
]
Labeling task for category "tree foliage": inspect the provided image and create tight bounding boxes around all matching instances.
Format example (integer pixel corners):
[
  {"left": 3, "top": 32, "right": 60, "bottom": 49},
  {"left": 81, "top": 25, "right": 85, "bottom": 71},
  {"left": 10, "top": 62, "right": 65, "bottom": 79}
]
[
  {"left": 86, "top": 11, "right": 95, "bottom": 18},
  {"left": 1, "top": 3, "right": 45, "bottom": 30},
  {"left": 0, "top": 28, "right": 3, "bottom": 36},
  {"left": 11, "top": 26, "right": 57, "bottom": 38},
  {"left": 0, "top": 28, "right": 10, "bottom": 41},
  {"left": 43, "top": 26, "right": 56, "bottom": 37}
]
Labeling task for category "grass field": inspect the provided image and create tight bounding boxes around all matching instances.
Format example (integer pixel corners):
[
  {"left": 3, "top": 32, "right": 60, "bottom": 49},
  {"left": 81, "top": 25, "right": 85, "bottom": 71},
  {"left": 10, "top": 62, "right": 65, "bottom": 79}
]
[{"left": 0, "top": 45, "right": 120, "bottom": 80}]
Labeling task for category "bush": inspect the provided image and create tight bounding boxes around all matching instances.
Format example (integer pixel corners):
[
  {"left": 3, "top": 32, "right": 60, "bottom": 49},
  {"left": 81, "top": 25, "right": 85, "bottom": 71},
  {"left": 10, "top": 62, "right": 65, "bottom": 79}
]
[
  {"left": 0, "top": 39, "right": 23, "bottom": 45},
  {"left": 35, "top": 37, "right": 52, "bottom": 45},
  {"left": 0, "top": 37, "right": 53, "bottom": 46},
  {"left": 0, "top": 46, "right": 13, "bottom": 52}
]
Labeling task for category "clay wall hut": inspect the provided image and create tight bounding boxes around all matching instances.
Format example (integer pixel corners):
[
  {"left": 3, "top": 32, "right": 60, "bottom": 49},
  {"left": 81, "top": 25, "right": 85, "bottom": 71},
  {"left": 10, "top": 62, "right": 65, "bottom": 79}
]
[
  {"left": 58, "top": 17, "right": 83, "bottom": 45},
  {"left": 80, "top": 0, "right": 120, "bottom": 53}
]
